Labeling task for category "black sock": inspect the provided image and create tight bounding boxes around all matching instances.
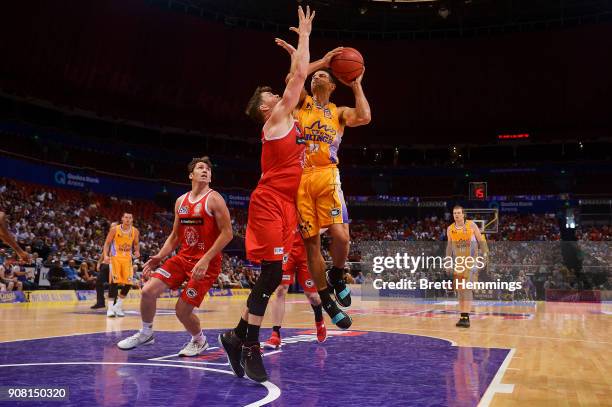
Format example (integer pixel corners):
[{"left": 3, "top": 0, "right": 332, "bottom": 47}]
[
  {"left": 109, "top": 283, "right": 118, "bottom": 303},
  {"left": 272, "top": 325, "right": 281, "bottom": 335},
  {"left": 234, "top": 318, "right": 248, "bottom": 341},
  {"left": 312, "top": 304, "right": 323, "bottom": 322},
  {"left": 246, "top": 324, "right": 260, "bottom": 345},
  {"left": 329, "top": 266, "right": 344, "bottom": 282},
  {"left": 318, "top": 289, "right": 333, "bottom": 305},
  {"left": 461, "top": 312, "right": 469, "bottom": 319}
]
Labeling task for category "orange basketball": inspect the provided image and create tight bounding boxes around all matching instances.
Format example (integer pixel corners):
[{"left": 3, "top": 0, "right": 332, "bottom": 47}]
[{"left": 330, "top": 47, "right": 364, "bottom": 84}]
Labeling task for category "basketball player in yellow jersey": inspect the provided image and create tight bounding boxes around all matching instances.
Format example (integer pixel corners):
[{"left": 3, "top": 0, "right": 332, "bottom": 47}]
[
  {"left": 446, "top": 206, "right": 488, "bottom": 328},
  {"left": 276, "top": 39, "right": 371, "bottom": 328},
  {"left": 103, "top": 213, "right": 140, "bottom": 317}
]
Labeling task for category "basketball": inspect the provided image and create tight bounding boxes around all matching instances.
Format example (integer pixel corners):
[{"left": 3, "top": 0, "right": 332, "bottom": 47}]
[{"left": 330, "top": 47, "right": 364, "bottom": 83}]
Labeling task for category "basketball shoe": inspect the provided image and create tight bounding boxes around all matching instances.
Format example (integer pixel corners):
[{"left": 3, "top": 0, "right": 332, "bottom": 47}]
[
  {"left": 178, "top": 337, "right": 209, "bottom": 357},
  {"left": 219, "top": 330, "right": 244, "bottom": 378},
  {"left": 263, "top": 331, "right": 281, "bottom": 350},
  {"left": 241, "top": 343, "right": 267, "bottom": 382},
  {"left": 117, "top": 331, "right": 155, "bottom": 350},
  {"left": 326, "top": 267, "right": 351, "bottom": 307}
]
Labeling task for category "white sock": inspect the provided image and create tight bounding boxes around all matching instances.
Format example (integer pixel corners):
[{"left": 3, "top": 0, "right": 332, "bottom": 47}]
[
  {"left": 141, "top": 322, "right": 153, "bottom": 336},
  {"left": 116, "top": 297, "right": 123, "bottom": 307},
  {"left": 192, "top": 330, "right": 204, "bottom": 344}
]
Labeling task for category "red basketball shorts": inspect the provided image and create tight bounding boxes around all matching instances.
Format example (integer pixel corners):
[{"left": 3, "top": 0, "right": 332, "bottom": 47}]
[
  {"left": 282, "top": 240, "right": 317, "bottom": 293},
  {"left": 246, "top": 187, "right": 297, "bottom": 263},
  {"left": 151, "top": 255, "right": 221, "bottom": 307}
]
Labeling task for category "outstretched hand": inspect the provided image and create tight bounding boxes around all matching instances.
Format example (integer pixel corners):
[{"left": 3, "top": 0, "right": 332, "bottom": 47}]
[
  {"left": 289, "top": 5, "right": 315, "bottom": 37},
  {"left": 275, "top": 38, "right": 296, "bottom": 56}
]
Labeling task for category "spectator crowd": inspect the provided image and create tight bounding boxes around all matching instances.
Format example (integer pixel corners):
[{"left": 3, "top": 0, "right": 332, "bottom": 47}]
[{"left": 0, "top": 178, "right": 610, "bottom": 297}]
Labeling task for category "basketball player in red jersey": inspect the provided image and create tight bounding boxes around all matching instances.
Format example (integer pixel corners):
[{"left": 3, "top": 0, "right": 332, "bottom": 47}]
[
  {"left": 263, "top": 228, "right": 326, "bottom": 349},
  {"left": 219, "top": 6, "right": 315, "bottom": 383},
  {"left": 0, "top": 211, "right": 28, "bottom": 261},
  {"left": 117, "top": 157, "right": 233, "bottom": 356}
]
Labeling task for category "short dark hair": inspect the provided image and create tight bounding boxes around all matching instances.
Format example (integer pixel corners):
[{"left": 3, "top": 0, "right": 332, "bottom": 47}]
[
  {"left": 245, "top": 86, "right": 272, "bottom": 123},
  {"left": 188, "top": 156, "right": 213, "bottom": 173}
]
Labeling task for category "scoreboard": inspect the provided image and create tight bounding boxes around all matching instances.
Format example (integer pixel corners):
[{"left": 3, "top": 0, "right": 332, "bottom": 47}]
[{"left": 469, "top": 182, "right": 487, "bottom": 200}]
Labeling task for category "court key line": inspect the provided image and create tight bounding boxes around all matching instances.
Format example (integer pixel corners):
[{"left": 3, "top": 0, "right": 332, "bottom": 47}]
[
  {"left": 478, "top": 348, "right": 516, "bottom": 407},
  {"left": 0, "top": 361, "right": 280, "bottom": 407}
]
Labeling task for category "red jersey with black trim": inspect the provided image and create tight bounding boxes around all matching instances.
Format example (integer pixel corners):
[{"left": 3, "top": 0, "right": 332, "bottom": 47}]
[
  {"left": 257, "top": 121, "right": 306, "bottom": 201},
  {"left": 176, "top": 189, "right": 222, "bottom": 270}
]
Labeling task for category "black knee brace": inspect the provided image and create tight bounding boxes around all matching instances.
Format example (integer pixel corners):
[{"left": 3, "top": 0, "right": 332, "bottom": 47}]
[
  {"left": 247, "top": 261, "right": 283, "bottom": 317},
  {"left": 120, "top": 284, "right": 131, "bottom": 297}
]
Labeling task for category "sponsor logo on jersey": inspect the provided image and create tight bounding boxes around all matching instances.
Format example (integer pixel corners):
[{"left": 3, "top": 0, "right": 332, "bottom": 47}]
[
  {"left": 305, "top": 279, "right": 315, "bottom": 288},
  {"left": 186, "top": 288, "right": 198, "bottom": 298},
  {"left": 154, "top": 268, "right": 171, "bottom": 278},
  {"left": 282, "top": 275, "right": 291, "bottom": 281},
  {"left": 180, "top": 218, "right": 204, "bottom": 225},
  {"left": 274, "top": 247, "right": 284, "bottom": 255},
  {"left": 178, "top": 206, "right": 189, "bottom": 215},
  {"left": 282, "top": 254, "right": 289, "bottom": 264},
  {"left": 330, "top": 208, "right": 341, "bottom": 217}
]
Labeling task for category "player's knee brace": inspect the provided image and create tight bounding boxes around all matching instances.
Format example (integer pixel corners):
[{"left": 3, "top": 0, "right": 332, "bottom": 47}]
[
  {"left": 247, "top": 261, "right": 283, "bottom": 316},
  {"left": 120, "top": 284, "right": 131, "bottom": 297}
]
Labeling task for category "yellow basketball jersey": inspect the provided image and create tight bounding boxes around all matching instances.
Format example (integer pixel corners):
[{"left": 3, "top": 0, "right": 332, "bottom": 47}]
[
  {"left": 296, "top": 95, "right": 342, "bottom": 168},
  {"left": 448, "top": 222, "right": 477, "bottom": 257},
  {"left": 113, "top": 225, "right": 137, "bottom": 259}
]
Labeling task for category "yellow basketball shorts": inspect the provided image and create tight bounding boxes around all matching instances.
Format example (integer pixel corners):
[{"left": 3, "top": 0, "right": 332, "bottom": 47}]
[
  {"left": 297, "top": 166, "right": 349, "bottom": 238},
  {"left": 110, "top": 257, "right": 134, "bottom": 285}
]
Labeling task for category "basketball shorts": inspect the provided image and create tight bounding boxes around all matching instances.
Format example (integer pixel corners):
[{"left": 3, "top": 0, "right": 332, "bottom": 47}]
[
  {"left": 246, "top": 187, "right": 297, "bottom": 263},
  {"left": 110, "top": 257, "right": 133, "bottom": 285},
  {"left": 453, "top": 256, "right": 479, "bottom": 287},
  {"left": 282, "top": 238, "right": 317, "bottom": 293},
  {"left": 151, "top": 255, "right": 221, "bottom": 307},
  {"left": 297, "top": 166, "right": 349, "bottom": 238}
]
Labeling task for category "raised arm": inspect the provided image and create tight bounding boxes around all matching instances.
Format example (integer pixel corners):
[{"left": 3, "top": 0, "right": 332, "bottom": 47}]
[
  {"left": 338, "top": 68, "right": 371, "bottom": 128},
  {"left": 275, "top": 40, "right": 343, "bottom": 108},
  {"left": 265, "top": 6, "right": 314, "bottom": 130}
]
